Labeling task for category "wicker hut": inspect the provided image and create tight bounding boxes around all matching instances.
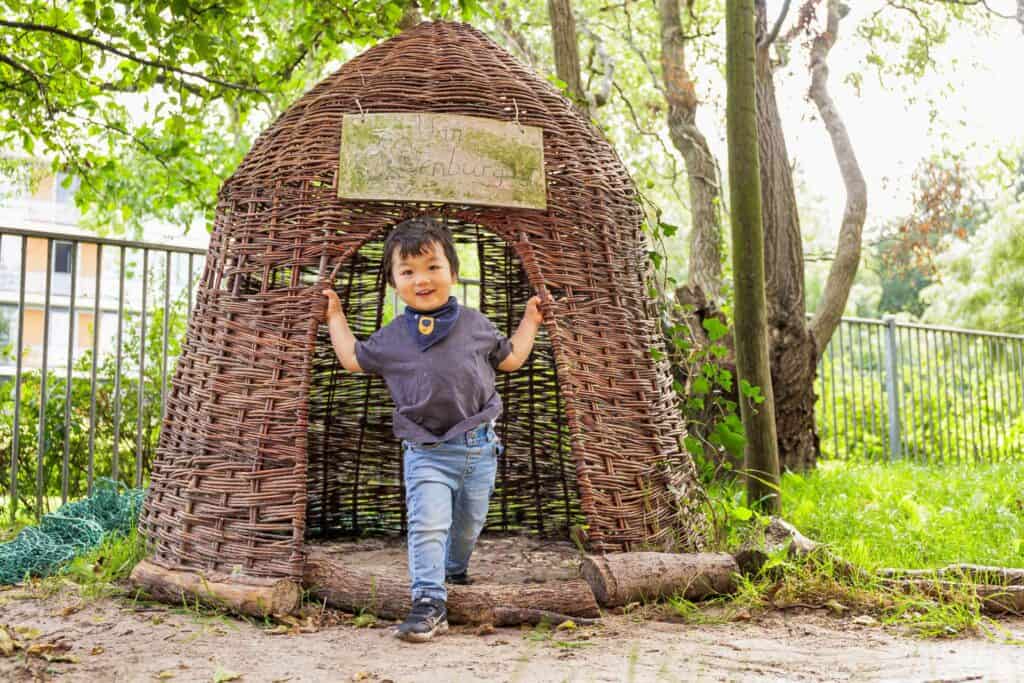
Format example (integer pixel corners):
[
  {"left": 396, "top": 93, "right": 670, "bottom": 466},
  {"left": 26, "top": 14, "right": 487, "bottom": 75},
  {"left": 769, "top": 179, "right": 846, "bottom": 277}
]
[{"left": 136, "top": 21, "right": 706, "bottom": 602}]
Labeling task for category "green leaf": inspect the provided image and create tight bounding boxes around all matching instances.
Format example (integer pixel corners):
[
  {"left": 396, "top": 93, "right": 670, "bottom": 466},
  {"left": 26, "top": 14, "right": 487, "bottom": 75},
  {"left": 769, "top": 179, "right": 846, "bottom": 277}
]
[
  {"left": 730, "top": 506, "right": 753, "bottom": 521},
  {"left": 702, "top": 317, "right": 729, "bottom": 341}
]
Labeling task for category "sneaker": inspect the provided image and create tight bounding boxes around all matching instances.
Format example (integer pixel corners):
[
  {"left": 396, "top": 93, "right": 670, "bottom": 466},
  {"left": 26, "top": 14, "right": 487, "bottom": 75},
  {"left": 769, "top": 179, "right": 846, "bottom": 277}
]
[
  {"left": 445, "top": 571, "right": 473, "bottom": 586},
  {"left": 395, "top": 597, "right": 448, "bottom": 642}
]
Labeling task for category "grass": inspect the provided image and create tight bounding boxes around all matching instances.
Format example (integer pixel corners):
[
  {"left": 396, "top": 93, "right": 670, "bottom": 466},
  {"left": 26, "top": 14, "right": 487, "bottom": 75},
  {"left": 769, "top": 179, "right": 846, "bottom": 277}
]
[
  {"left": 704, "top": 459, "right": 1024, "bottom": 570},
  {"left": 57, "top": 525, "right": 147, "bottom": 598},
  {"left": 688, "top": 459, "right": 1024, "bottom": 639},
  {"left": 779, "top": 459, "right": 1024, "bottom": 570}
]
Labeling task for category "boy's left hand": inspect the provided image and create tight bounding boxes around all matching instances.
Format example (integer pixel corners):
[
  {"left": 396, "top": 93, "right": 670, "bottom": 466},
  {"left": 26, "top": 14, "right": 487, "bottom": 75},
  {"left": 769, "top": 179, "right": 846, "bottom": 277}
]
[{"left": 525, "top": 295, "right": 544, "bottom": 325}]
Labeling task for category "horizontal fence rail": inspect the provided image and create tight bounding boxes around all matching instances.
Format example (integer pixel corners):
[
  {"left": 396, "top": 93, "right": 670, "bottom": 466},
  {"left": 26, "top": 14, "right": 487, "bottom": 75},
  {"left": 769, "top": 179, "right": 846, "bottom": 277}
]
[
  {"left": 3, "top": 223, "right": 1021, "bottom": 523},
  {"left": 815, "top": 316, "right": 1024, "bottom": 463}
]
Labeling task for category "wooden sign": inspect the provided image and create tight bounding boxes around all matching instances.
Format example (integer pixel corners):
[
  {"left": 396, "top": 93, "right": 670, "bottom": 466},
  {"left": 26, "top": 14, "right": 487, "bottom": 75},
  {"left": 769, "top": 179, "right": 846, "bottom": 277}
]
[{"left": 338, "top": 112, "right": 547, "bottom": 210}]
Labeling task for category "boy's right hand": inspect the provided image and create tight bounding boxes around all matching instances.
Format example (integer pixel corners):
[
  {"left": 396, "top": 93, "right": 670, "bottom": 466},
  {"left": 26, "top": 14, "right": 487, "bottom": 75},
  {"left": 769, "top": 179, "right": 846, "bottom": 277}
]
[{"left": 321, "top": 289, "right": 343, "bottom": 320}]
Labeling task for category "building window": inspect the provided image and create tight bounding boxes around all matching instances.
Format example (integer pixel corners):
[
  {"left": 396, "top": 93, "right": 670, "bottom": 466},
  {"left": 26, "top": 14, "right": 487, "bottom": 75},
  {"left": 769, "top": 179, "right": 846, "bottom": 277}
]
[
  {"left": 55, "top": 172, "right": 80, "bottom": 205},
  {"left": 54, "top": 241, "right": 73, "bottom": 275}
]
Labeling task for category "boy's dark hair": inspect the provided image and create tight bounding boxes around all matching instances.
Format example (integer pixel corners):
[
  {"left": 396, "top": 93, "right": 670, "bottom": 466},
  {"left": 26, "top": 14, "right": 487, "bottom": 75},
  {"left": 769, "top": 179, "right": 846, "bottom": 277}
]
[{"left": 382, "top": 216, "right": 460, "bottom": 287}]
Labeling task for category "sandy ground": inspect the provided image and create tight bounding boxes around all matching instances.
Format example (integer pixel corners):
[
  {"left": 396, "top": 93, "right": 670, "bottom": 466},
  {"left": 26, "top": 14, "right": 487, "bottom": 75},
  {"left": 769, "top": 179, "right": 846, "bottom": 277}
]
[
  {"left": 3, "top": 589, "right": 1023, "bottom": 682},
  {"left": 2, "top": 535, "right": 1023, "bottom": 682}
]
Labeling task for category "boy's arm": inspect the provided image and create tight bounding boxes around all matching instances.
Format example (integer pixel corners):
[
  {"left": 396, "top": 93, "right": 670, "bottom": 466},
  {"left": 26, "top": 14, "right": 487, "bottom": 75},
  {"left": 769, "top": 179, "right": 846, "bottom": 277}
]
[
  {"left": 498, "top": 295, "right": 544, "bottom": 372},
  {"left": 322, "top": 289, "right": 363, "bottom": 373}
]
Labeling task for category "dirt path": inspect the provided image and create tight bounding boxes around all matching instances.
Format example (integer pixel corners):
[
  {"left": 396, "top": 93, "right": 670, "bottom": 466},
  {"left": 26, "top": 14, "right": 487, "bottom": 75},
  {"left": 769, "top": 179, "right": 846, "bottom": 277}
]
[{"left": 2, "top": 584, "right": 1022, "bottom": 682}]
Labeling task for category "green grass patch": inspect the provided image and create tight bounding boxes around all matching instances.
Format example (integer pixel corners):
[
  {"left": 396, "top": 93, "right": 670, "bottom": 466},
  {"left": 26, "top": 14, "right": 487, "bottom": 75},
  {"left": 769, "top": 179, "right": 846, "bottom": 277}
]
[
  {"left": 780, "top": 460, "right": 1024, "bottom": 570},
  {"left": 690, "top": 459, "right": 1024, "bottom": 638}
]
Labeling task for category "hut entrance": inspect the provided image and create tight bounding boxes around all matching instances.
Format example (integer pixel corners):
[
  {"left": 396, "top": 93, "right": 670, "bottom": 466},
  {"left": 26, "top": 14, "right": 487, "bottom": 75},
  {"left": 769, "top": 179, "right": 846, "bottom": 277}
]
[{"left": 305, "top": 218, "right": 583, "bottom": 544}]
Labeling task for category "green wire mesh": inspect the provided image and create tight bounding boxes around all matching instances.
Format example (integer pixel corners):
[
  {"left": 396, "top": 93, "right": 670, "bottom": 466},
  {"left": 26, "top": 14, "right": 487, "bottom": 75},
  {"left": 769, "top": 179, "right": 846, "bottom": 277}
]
[{"left": 0, "top": 479, "right": 146, "bottom": 585}]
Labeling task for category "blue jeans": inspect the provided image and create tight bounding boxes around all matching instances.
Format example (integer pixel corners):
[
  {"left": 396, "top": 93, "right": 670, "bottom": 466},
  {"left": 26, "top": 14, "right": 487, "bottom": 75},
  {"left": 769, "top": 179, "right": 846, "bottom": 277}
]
[{"left": 402, "top": 421, "right": 501, "bottom": 603}]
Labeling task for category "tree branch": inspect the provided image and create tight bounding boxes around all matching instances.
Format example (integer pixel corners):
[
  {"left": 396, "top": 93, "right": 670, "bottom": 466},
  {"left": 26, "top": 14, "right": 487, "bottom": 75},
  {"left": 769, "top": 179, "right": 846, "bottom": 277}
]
[
  {"left": 658, "top": 0, "right": 724, "bottom": 301},
  {"left": 0, "top": 19, "right": 267, "bottom": 94},
  {"left": 760, "top": 0, "right": 793, "bottom": 47},
  {"left": 0, "top": 52, "right": 55, "bottom": 117},
  {"left": 929, "top": 0, "right": 1017, "bottom": 20},
  {"left": 610, "top": 80, "right": 687, "bottom": 207},
  {"left": 807, "top": 0, "right": 868, "bottom": 352},
  {"left": 577, "top": 15, "right": 613, "bottom": 108}
]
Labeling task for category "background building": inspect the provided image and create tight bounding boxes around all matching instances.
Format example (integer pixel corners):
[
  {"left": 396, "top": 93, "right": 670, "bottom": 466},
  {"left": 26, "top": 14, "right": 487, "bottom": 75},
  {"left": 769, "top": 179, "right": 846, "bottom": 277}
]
[{"left": 0, "top": 162, "right": 208, "bottom": 380}]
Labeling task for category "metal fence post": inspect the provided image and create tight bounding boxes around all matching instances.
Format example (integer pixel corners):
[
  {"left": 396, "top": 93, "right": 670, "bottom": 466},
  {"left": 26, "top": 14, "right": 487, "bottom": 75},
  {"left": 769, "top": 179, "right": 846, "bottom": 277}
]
[{"left": 883, "top": 315, "right": 902, "bottom": 460}]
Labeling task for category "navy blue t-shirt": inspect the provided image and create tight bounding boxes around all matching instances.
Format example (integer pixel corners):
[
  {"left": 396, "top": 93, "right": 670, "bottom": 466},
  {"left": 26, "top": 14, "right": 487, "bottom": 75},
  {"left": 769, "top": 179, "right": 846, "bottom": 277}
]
[{"left": 354, "top": 306, "right": 513, "bottom": 443}]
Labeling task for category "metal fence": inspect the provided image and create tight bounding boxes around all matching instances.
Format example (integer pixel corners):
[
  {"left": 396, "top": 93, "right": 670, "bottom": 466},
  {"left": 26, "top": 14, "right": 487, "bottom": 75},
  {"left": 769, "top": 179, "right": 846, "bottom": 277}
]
[
  {"left": 3, "top": 225, "right": 1023, "bottom": 522},
  {"left": 0, "top": 226, "right": 206, "bottom": 522},
  {"left": 816, "top": 316, "right": 1024, "bottom": 463}
]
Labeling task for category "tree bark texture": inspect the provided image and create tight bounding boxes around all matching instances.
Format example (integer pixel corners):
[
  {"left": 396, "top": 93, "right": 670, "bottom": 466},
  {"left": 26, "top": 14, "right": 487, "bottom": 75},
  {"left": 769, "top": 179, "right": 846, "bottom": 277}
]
[
  {"left": 547, "top": 0, "right": 587, "bottom": 114},
  {"left": 806, "top": 0, "right": 868, "bottom": 351},
  {"left": 754, "top": 0, "right": 819, "bottom": 472},
  {"left": 130, "top": 559, "right": 302, "bottom": 617},
  {"left": 658, "top": 0, "right": 724, "bottom": 303},
  {"left": 303, "top": 548, "right": 600, "bottom": 625},
  {"left": 581, "top": 552, "right": 738, "bottom": 607},
  {"left": 727, "top": 0, "right": 782, "bottom": 510}
]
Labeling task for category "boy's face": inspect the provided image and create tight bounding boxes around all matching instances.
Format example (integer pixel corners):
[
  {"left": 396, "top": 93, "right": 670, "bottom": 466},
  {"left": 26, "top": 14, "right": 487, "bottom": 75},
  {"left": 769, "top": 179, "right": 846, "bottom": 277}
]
[{"left": 391, "top": 240, "right": 456, "bottom": 311}]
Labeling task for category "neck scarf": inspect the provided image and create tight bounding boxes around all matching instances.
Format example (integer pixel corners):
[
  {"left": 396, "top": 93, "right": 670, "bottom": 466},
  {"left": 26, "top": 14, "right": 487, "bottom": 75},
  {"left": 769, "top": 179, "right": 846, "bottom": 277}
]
[{"left": 404, "top": 296, "right": 460, "bottom": 351}]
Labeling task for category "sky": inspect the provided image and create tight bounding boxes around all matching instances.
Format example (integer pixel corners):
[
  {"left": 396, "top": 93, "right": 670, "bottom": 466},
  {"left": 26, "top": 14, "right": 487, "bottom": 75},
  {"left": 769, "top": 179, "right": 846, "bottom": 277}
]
[{"left": 743, "top": 1, "right": 1024, "bottom": 240}]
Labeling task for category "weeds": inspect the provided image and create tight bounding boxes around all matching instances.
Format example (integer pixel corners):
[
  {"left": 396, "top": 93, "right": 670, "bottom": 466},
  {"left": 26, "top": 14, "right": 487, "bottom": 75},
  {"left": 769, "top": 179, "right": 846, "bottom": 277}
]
[
  {"left": 523, "top": 618, "right": 595, "bottom": 650},
  {"left": 57, "top": 526, "right": 146, "bottom": 599}
]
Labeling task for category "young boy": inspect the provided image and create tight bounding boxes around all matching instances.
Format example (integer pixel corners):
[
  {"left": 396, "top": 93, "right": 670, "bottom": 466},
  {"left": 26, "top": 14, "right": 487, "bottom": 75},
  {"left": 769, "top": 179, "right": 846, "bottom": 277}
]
[{"left": 321, "top": 216, "right": 543, "bottom": 642}]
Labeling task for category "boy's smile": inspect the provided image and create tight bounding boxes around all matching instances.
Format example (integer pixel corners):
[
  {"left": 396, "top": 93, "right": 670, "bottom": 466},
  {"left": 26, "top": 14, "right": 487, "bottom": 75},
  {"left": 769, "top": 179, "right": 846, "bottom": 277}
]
[{"left": 391, "top": 241, "right": 457, "bottom": 312}]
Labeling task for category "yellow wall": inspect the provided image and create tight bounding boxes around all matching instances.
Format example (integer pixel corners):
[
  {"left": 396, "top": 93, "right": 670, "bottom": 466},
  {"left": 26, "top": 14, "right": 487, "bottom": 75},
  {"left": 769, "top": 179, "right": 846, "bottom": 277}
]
[
  {"left": 22, "top": 309, "right": 44, "bottom": 345},
  {"left": 79, "top": 243, "right": 97, "bottom": 277},
  {"left": 77, "top": 312, "right": 94, "bottom": 349},
  {"left": 26, "top": 237, "right": 48, "bottom": 272},
  {"left": 31, "top": 175, "right": 54, "bottom": 201}
]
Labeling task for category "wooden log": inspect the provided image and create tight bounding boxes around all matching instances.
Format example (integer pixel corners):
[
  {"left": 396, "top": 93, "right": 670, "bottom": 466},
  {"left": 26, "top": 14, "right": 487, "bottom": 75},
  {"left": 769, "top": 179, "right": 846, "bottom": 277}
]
[
  {"left": 733, "top": 517, "right": 869, "bottom": 581},
  {"left": 877, "top": 564, "right": 1024, "bottom": 586},
  {"left": 882, "top": 579, "right": 1024, "bottom": 615},
  {"left": 302, "top": 548, "right": 600, "bottom": 625},
  {"left": 130, "top": 559, "right": 302, "bottom": 617},
  {"left": 580, "top": 552, "right": 738, "bottom": 607}
]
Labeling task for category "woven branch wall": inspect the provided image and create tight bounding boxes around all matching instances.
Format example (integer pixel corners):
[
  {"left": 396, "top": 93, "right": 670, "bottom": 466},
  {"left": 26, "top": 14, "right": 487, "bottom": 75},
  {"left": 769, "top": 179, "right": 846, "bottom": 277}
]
[{"left": 138, "top": 21, "right": 707, "bottom": 582}]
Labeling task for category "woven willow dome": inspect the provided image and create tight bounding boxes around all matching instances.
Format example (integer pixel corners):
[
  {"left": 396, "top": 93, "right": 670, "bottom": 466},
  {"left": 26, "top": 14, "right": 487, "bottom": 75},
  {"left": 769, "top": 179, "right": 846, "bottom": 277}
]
[{"left": 138, "top": 21, "right": 706, "bottom": 584}]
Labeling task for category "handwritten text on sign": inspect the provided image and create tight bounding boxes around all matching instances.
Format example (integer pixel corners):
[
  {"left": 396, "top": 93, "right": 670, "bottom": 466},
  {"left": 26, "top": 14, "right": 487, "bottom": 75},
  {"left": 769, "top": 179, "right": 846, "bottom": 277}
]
[{"left": 338, "top": 113, "right": 547, "bottom": 210}]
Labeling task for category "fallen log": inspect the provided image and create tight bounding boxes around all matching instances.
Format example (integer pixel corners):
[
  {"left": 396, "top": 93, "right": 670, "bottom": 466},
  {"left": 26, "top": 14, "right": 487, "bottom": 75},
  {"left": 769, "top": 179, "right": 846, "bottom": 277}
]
[
  {"left": 877, "top": 564, "right": 1024, "bottom": 587},
  {"left": 130, "top": 559, "right": 302, "bottom": 617},
  {"left": 882, "top": 579, "right": 1024, "bottom": 615},
  {"left": 580, "top": 552, "right": 738, "bottom": 608},
  {"left": 303, "top": 548, "right": 600, "bottom": 626}
]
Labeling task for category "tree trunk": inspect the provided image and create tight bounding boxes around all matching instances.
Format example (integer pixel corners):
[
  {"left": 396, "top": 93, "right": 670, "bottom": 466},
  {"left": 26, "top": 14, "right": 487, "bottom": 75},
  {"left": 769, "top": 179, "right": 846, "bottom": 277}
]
[
  {"left": 547, "top": 0, "right": 587, "bottom": 114},
  {"left": 806, "top": 0, "right": 868, "bottom": 351},
  {"left": 303, "top": 548, "right": 599, "bottom": 625},
  {"left": 581, "top": 552, "right": 738, "bottom": 607},
  {"left": 658, "top": 0, "right": 724, "bottom": 303},
  {"left": 754, "top": 0, "right": 820, "bottom": 472},
  {"left": 727, "top": 0, "right": 782, "bottom": 511}
]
